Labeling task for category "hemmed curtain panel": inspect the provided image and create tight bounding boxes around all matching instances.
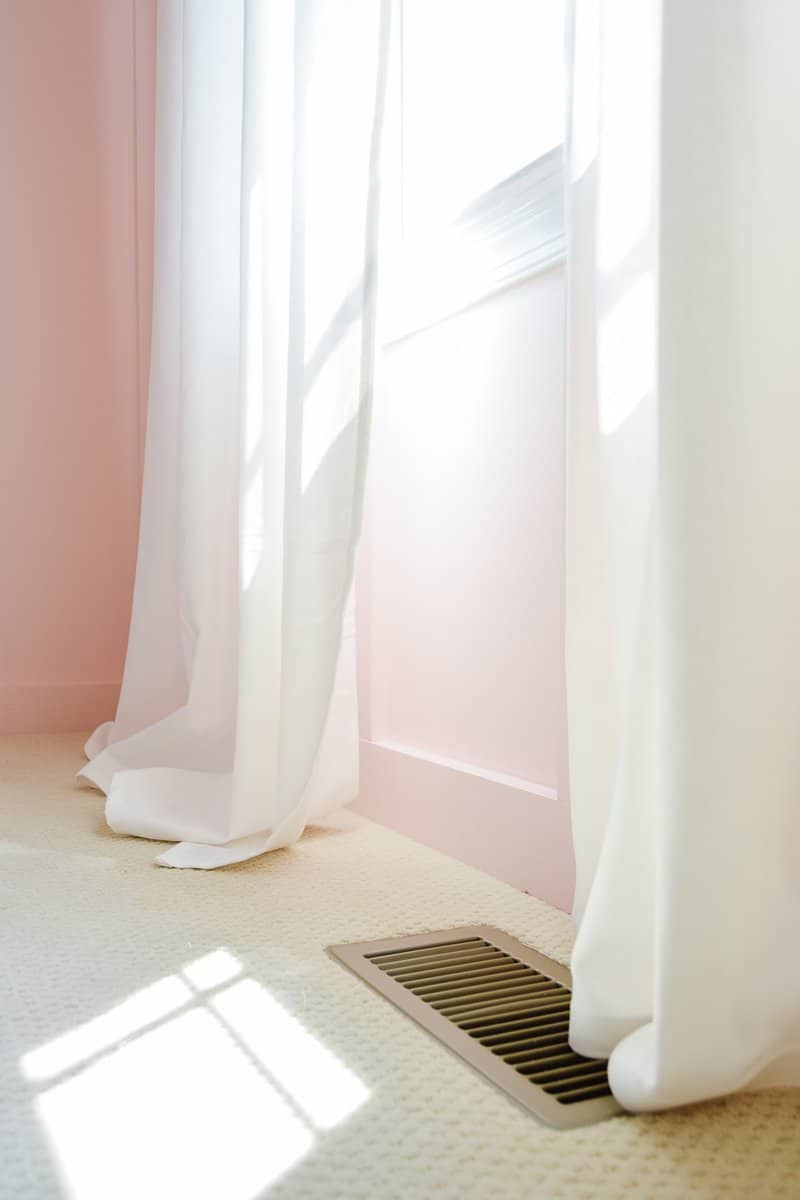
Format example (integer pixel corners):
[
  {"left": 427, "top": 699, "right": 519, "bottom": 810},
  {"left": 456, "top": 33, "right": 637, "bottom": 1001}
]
[
  {"left": 80, "top": 0, "right": 389, "bottom": 868},
  {"left": 567, "top": 0, "right": 800, "bottom": 1110}
]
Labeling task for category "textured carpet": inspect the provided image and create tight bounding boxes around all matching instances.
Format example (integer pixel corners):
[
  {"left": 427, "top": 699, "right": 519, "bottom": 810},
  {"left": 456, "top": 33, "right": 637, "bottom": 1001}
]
[{"left": 1, "top": 734, "right": 799, "bottom": 1200}]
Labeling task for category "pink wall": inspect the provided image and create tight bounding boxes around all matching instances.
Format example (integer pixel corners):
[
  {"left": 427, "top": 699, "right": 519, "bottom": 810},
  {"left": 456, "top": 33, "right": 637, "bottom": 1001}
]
[
  {"left": 0, "top": 0, "right": 155, "bottom": 734},
  {"left": 355, "top": 271, "right": 574, "bottom": 910}
]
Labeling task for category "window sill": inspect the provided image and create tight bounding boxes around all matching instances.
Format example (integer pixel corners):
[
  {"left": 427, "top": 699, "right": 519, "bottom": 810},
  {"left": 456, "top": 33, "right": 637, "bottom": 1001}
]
[{"left": 380, "top": 146, "right": 566, "bottom": 347}]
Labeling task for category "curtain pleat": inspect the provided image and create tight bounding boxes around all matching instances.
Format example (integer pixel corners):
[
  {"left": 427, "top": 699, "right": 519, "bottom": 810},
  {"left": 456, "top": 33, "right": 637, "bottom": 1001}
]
[{"left": 80, "top": 0, "right": 390, "bottom": 869}]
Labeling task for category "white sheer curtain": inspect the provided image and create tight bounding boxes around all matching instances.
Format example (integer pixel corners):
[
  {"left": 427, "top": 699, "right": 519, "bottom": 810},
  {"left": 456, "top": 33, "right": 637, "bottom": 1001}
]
[
  {"left": 567, "top": 0, "right": 800, "bottom": 1110},
  {"left": 79, "top": 0, "right": 389, "bottom": 868}
]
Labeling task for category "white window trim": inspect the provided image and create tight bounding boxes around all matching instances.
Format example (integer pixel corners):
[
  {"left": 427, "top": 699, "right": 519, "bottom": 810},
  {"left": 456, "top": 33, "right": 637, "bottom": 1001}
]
[
  {"left": 381, "top": 147, "right": 566, "bottom": 345},
  {"left": 379, "top": 1, "right": 566, "bottom": 346}
]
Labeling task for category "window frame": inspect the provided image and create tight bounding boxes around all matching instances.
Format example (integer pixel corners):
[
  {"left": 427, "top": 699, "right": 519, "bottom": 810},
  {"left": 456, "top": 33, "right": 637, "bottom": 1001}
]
[{"left": 380, "top": 0, "right": 567, "bottom": 345}]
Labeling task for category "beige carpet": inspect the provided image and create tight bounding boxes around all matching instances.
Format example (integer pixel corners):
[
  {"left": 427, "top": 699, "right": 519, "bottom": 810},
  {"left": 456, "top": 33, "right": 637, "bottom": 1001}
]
[{"left": 1, "top": 734, "right": 799, "bottom": 1200}]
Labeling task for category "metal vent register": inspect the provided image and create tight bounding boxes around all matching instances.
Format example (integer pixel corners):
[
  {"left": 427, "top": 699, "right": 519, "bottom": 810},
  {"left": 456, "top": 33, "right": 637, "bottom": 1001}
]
[{"left": 329, "top": 926, "right": 620, "bottom": 1130}]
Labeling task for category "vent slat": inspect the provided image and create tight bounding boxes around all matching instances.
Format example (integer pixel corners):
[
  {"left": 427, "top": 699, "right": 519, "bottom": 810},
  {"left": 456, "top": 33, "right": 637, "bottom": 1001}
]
[
  {"left": 503, "top": 1039, "right": 578, "bottom": 1064},
  {"left": 420, "top": 973, "right": 559, "bottom": 1005},
  {"left": 470, "top": 1012, "right": 571, "bottom": 1041},
  {"left": 453, "top": 993, "right": 571, "bottom": 1025},
  {"left": 383, "top": 948, "right": 503, "bottom": 973},
  {"left": 552, "top": 1082, "right": 614, "bottom": 1104},
  {"left": 525, "top": 1059, "right": 609, "bottom": 1084},
  {"left": 406, "top": 968, "right": 530, "bottom": 995},
  {"left": 406, "top": 961, "right": 533, "bottom": 993},
  {"left": 510, "top": 1049, "right": 587, "bottom": 1072},
  {"left": 483, "top": 1022, "right": 571, "bottom": 1051},
  {"left": 329, "top": 926, "right": 619, "bottom": 1129},
  {"left": 385, "top": 950, "right": 506, "bottom": 979},
  {"left": 367, "top": 939, "right": 486, "bottom": 966},
  {"left": 544, "top": 1078, "right": 612, "bottom": 1099},
  {"left": 435, "top": 981, "right": 563, "bottom": 1015},
  {"left": 387, "top": 950, "right": 508, "bottom": 982}
]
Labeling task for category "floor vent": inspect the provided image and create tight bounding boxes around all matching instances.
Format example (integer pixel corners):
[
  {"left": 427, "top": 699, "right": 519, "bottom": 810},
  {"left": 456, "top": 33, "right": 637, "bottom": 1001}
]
[{"left": 329, "top": 925, "right": 621, "bottom": 1130}]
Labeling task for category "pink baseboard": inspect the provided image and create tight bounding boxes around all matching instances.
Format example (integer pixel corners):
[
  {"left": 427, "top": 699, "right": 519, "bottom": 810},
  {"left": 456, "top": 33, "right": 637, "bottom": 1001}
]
[
  {"left": 0, "top": 683, "right": 120, "bottom": 735},
  {"left": 354, "top": 738, "right": 575, "bottom": 912}
]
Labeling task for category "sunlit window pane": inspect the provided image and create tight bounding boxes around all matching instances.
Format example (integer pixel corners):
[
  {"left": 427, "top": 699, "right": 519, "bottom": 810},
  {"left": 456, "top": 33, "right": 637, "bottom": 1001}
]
[{"left": 402, "top": 0, "right": 566, "bottom": 236}]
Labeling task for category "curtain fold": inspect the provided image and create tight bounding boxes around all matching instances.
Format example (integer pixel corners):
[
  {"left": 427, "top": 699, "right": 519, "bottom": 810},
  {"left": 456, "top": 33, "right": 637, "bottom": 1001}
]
[
  {"left": 79, "top": 0, "right": 389, "bottom": 868},
  {"left": 567, "top": 0, "right": 800, "bottom": 1110}
]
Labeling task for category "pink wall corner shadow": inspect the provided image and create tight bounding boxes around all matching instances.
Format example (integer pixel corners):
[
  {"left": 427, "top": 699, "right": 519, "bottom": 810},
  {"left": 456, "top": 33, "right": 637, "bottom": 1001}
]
[{"left": 0, "top": 0, "right": 156, "bottom": 734}]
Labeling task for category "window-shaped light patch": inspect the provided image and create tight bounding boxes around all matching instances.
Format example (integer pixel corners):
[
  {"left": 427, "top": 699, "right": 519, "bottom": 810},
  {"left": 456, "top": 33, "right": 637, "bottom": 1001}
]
[
  {"left": 20, "top": 975, "right": 193, "bottom": 1083},
  {"left": 210, "top": 978, "right": 369, "bottom": 1130},
  {"left": 24, "top": 952, "right": 370, "bottom": 1200},
  {"left": 35, "top": 1008, "right": 312, "bottom": 1200},
  {"left": 181, "top": 947, "right": 243, "bottom": 992}
]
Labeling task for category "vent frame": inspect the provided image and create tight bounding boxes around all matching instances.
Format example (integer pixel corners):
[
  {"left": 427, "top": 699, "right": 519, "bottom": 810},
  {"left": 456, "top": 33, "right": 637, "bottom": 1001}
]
[{"left": 328, "top": 924, "right": 621, "bottom": 1130}]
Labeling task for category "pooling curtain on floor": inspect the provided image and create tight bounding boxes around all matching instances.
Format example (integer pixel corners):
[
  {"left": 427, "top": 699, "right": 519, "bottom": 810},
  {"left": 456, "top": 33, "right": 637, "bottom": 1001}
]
[
  {"left": 566, "top": 0, "right": 800, "bottom": 1110},
  {"left": 79, "top": 0, "right": 390, "bottom": 868}
]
